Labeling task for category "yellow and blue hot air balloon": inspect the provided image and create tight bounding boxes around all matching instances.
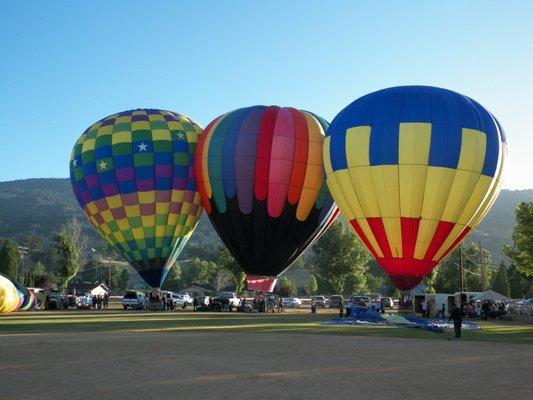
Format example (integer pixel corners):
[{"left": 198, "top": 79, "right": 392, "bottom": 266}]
[
  {"left": 324, "top": 86, "right": 506, "bottom": 290},
  {"left": 70, "top": 109, "right": 203, "bottom": 288}
]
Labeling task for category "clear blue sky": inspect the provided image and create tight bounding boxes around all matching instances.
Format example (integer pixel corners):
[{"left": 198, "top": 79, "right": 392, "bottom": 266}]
[{"left": 1, "top": 1, "right": 531, "bottom": 189}]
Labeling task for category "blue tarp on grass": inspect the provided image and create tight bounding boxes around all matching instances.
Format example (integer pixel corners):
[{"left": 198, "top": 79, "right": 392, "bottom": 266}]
[{"left": 323, "top": 307, "right": 481, "bottom": 334}]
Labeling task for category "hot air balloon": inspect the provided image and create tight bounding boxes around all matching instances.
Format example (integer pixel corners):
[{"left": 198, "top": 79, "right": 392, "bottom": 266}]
[
  {"left": 195, "top": 106, "right": 338, "bottom": 292},
  {"left": 70, "top": 109, "right": 203, "bottom": 288},
  {"left": 0, "top": 273, "right": 23, "bottom": 314},
  {"left": 324, "top": 86, "right": 506, "bottom": 290}
]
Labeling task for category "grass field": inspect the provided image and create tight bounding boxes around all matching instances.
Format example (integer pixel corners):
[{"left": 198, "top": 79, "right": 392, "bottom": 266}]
[{"left": 1, "top": 310, "right": 532, "bottom": 343}]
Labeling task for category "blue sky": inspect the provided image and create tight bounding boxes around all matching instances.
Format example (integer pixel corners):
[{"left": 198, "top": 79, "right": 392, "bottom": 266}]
[{"left": 0, "top": 1, "right": 531, "bottom": 189}]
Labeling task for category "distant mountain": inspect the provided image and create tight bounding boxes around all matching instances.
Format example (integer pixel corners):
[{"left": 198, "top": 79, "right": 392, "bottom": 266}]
[{"left": 0, "top": 178, "right": 531, "bottom": 265}]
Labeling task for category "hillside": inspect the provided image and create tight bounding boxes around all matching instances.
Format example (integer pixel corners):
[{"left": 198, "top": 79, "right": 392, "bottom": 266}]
[{"left": 0, "top": 178, "right": 531, "bottom": 265}]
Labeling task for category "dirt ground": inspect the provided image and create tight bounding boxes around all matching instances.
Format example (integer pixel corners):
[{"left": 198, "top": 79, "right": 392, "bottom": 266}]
[{"left": 1, "top": 330, "right": 531, "bottom": 400}]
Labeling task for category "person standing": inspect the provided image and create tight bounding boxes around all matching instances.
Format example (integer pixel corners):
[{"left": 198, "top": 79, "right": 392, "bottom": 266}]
[
  {"left": 193, "top": 295, "right": 198, "bottom": 312},
  {"left": 421, "top": 299, "right": 427, "bottom": 317},
  {"left": 278, "top": 297, "right": 284, "bottom": 313},
  {"left": 449, "top": 304, "right": 465, "bottom": 339},
  {"left": 311, "top": 298, "right": 317, "bottom": 314},
  {"left": 338, "top": 298, "right": 344, "bottom": 317},
  {"left": 103, "top": 293, "right": 109, "bottom": 310}
]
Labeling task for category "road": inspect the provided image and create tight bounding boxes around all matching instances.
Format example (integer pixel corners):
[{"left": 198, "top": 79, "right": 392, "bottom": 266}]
[{"left": 0, "top": 331, "right": 531, "bottom": 400}]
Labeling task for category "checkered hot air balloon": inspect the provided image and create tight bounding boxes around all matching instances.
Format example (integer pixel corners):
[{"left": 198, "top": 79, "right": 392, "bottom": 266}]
[
  {"left": 70, "top": 109, "right": 203, "bottom": 288},
  {"left": 195, "top": 106, "right": 338, "bottom": 292},
  {"left": 324, "top": 86, "right": 507, "bottom": 290}
]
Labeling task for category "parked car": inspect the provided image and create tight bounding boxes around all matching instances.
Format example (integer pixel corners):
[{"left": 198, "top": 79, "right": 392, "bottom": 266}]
[
  {"left": 349, "top": 295, "right": 372, "bottom": 307},
  {"left": 170, "top": 293, "right": 188, "bottom": 309},
  {"left": 216, "top": 292, "right": 240, "bottom": 308},
  {"left": 180, "top": 293, "right": 193, "bottom": 305},
  {"left": 329, "top": 295, "right": 344, "bottom": 308},
  {"left": 282, "top": 297, "right": 302, "bottom": 308},
  {"left": 196, "top": 296, "right": 211, "bottom": 311},
  {"left": 75, "top": 292, "right": 93, "bottom": 309},
  {"left": 46, "top": 290, "right": 69, "bottom": 310},
  {"left": 312, "top": 295, "right": 327, "bottom": 308},
  {"left": 122, "top": 291, "right": 146, "bottom": 310},
  {"left": 523, "top": 298, "right": 533, "bottom": 316}
]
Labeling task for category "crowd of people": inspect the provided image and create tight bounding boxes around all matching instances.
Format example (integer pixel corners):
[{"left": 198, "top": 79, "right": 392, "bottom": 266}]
[{"left": 91, "top": 293, "right": 109, "bottom": 309}]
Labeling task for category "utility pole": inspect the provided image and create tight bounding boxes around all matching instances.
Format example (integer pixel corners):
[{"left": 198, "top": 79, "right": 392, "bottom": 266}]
[
  {"left": 479, "top": 240, "right": 486, "bottom": 292},
  {"left": 459, "top": 244, "right": 465, "bottom": 292}
]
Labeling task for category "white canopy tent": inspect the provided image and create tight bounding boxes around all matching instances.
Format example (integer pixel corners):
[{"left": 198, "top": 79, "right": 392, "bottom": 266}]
[{"left": 472, "top": 290, "right": 509, "bottom": 302}]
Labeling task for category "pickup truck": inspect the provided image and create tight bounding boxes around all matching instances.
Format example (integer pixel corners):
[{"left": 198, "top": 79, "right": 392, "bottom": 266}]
[
  {"left": 210, "top": 292, "right": 240, "bottom": 311},
  {"left": 122, "top": 292, "right": 146, "bottom": 310}
]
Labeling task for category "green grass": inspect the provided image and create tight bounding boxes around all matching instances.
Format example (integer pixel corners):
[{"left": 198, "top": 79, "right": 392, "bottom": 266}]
[{"left": 1, "top": 311, "right": 532, "bottom": 343}]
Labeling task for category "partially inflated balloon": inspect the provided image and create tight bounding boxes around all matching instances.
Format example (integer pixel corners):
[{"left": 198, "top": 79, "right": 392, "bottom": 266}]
[
  {"left": 70, "top": 109, "right": 203, "bottom": 287},
  {"left": 324, "top": 86, "right": 506, "bottom": 290},
  {"left": 195, "top": 106, "right": 338, "bottom": 291},
  {"left": 0, "top": 274, "right": 21, "bottom": 314}
]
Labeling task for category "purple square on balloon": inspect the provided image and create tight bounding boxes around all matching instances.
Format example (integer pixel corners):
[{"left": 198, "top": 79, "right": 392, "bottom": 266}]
[
  {"left": 121, "top": 193, "right": 138, "bottom": 206},
  {"left": 85, "top": 174, "right": 99, "bottom": 189},
  {"left": 116, "top": 167, "right": 134, "bottom": 182},
  {"left": 102, "top": 183, "right": 119, "bottom": 197},
  {"left": 111, "top": 207, "right": 127, "bottom": 220},
  {"left": 137, "top": 179, "right": 155, "bottom": 191},
  {"left": 140, "top": 203, "right": 155, "bottom": 215},
  {"left": 155, "top": 165, "right": 172, "bottom": 178},
  {"left": 172, "top": 177, "right": 186, "bottom": 190}
]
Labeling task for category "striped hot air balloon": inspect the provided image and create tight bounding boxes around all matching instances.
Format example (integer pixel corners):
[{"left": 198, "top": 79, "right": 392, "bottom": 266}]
[
  {"left": 195, "top": 106, "right": 338, "bottom": 292},
  {"left": 324, "top": 86, "right": 506, "bottom": 290},
  {"left": 70, "top": 109, "right": 203, "bottom": 288}
]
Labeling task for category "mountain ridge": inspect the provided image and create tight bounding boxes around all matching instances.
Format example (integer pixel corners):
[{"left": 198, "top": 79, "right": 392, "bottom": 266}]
[{"left": 1, "top": 178, "right": 532, "bottom": 265}]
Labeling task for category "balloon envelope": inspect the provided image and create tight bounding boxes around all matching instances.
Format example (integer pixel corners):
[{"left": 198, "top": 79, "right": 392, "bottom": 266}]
[
  {"left": 0, "top": 273, "right": 22, "bottom": 313},
  {"left": 70, "top": 109, "right": 203, "bottom": 287},
  {"left": 324, "top": 86, "right": 506, "bottom": 290},
  {"left": 195, "top": 106, "right": 338, "bottom": 291}
]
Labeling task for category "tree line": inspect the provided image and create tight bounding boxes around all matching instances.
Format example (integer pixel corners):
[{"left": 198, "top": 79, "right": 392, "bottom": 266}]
[{"left": 1, "top": 202, "right": 532, "bottom": 298}]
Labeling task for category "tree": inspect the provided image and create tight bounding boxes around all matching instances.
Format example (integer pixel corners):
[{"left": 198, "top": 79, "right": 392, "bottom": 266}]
[
  {"left": 492, "top": 261, "right": 510, "bottom": 297},
  {"left": 162, "top": 263, "right": 182, "bottom": 291},
  {"left": 217, "top": 245, "right": 246, "bottom": 292},
  {"left": 344, "top": 273, "right": 367, "bottom": 295},
  {"left": 32, "top": 261, "right": 54, "bottom": 289},
  {"left": 505, "top": 202, "right": 533, "bottom": 277},
  {"left": 276, "top": 276, "right": 296, "bottom": 297},
  {"left": 180, "top": 257, "right": 216, "bottom": 287},
  {"left": 212, "top": 269, "right": 232, "bottom": 293},
  {"left": 116, "top": 268, "right": 130, "bottom": 291},
  {"left": 54, "top": 228, "right": 79, "bottom": 291},
  {"left": 0, "top": 239, "right": 20, "bottom": 279},
  {"left": 312, "top": 220, "right": 370, "bottom": 294},
  {"left": 307, "top": 274, "right": 318, "bottom": 296},
  {"left": 434, "top": 243, "right": 492, "bottom": 293}
]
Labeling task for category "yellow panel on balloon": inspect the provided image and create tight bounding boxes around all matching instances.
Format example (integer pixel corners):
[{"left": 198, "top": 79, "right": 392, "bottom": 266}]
[
  {"left": 399, "top": 123, "right": 431, "bottom": 165},
  {"left": 421, "top": 167, "right": 456, "bottom": 221},
  {"left": 458, "top": 128, "right": 486, "bottom": 173},
  {"left": 346, "top": 126, "right": 371, "bottom": 167},
  {"left": 371, "top": 165, "right": 400, "bottom": 218},
  {"left": 325, "top": 172, "right": 356, "bottom": 220},
  {"left": 441, "top": 170, "right": 481, "bottom": 223},
  {"left": 383, "top": 217, "right": 403, "bottom": 258},
  {"left": 350, "top": 166, "right": 380, "bottom": 217},
  {"left": 399, "top": 164, "right": 428, "bottom": 218}
]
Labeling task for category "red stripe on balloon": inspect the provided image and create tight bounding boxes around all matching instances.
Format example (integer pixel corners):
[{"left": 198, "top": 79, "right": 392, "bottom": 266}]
[
  {"left": 401, "top": 217, "right": 420, "bottom": 260},
  {"left": 254, "top": 106, "right": 280, "bottom": 201},
  {"left": 424, "top": 220, "right": 455, "bottom": 261},
  {"left": 350, "top": 219, "right": 379, "bottom": 259},
  {"left": 366, "top": 217, "right": 393, "bottom": 258},
  {"left": 286, "top": 108, "right": 309, "bottom": 205}
]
